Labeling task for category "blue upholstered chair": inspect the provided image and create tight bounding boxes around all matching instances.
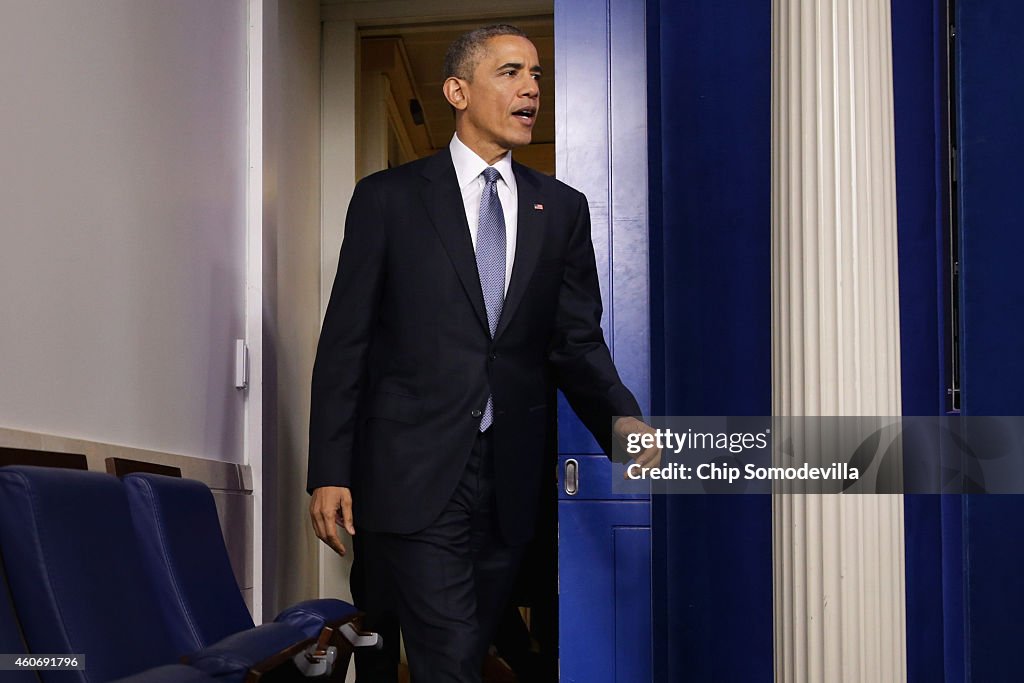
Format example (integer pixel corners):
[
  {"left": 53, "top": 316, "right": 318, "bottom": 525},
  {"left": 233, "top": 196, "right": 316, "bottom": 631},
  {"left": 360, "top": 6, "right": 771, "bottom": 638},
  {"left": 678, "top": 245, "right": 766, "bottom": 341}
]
[
  {"left": 3, "top": 508, "right": 217, "bottom": 683},
  {"left": 110, "top": 666, "right": 220, "bottom": 683},
  {"left": 0, "top": 466, "right": 318, "bottom": 683},
  {"left": 0, "top": 549, "right": 38, "bottom": 683},
  {"left": 121, "top": 473, "right": 367, "bottom": 655}
]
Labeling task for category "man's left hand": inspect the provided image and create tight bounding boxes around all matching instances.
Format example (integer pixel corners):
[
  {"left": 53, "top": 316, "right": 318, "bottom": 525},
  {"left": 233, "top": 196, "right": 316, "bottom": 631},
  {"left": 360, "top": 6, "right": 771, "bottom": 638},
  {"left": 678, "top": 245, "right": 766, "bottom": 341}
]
[{"left": 613, "top": 416, "right": 662, "bottom": 478}]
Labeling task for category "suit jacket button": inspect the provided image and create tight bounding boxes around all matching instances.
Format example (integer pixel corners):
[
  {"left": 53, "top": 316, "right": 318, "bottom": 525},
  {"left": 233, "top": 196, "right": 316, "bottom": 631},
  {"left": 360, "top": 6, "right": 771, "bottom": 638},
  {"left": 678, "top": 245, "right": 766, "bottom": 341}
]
[
  {"left": 471, "top": 409, "right": 483, "bottom": 418},
  {"left": 489, "top": 352, "right": 497, "bottom": 361}
]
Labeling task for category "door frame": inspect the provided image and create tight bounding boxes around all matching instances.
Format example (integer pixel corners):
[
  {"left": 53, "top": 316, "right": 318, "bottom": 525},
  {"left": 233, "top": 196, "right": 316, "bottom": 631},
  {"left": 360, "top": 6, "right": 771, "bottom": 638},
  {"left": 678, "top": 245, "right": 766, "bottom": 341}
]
[{"left": 245, "top": 0, "right": 265, "bottom": 624}]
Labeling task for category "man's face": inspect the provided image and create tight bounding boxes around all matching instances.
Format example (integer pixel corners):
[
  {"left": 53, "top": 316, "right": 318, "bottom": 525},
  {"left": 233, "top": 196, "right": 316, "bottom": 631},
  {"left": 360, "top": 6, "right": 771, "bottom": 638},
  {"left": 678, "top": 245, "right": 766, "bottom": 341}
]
[{"left": 450, "top": 35, "right": 541, "bottom": 163}]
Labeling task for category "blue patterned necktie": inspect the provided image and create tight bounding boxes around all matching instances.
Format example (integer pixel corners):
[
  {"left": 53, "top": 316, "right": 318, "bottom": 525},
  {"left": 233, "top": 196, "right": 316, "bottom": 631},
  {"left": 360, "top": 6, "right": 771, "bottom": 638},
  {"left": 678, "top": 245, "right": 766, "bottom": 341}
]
[{"left": 476, "top": 167, "right": 506, "bottom": 431}]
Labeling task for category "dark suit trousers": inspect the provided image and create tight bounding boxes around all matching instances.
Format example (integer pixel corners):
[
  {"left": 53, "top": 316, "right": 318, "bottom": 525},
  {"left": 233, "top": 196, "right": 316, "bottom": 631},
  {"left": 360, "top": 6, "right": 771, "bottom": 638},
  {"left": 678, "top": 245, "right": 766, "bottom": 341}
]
[
  {"left": 350, "top": 534, "right": 401, "bottom": 682},
  {"left": 355, "top": 430, "right": 525, "bottom": 683}
]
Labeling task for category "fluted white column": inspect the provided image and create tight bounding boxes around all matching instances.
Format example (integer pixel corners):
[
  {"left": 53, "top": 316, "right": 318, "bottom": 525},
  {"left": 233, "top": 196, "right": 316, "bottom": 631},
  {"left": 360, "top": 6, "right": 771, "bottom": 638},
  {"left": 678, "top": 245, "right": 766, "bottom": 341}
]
[{"left": 772, "top": 0, "right": 906, "bottom": 681}]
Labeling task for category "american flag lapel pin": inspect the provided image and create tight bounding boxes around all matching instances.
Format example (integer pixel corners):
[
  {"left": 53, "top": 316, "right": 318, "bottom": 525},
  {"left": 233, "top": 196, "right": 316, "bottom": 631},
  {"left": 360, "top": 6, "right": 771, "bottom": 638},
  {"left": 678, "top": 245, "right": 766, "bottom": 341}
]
[{"left": 533, "top": 203, "right": 544, "bottom": 211}]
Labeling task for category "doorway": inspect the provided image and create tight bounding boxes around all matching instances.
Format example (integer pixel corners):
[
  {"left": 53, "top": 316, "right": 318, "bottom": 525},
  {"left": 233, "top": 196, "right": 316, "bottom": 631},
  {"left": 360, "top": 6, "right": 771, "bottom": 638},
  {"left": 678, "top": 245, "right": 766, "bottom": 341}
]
[
  {"left": 320, "top": 7, "right": 556, "bottom": 681},
  {"left": 355, "top": 20, "right": 555, "bottom": 177}
]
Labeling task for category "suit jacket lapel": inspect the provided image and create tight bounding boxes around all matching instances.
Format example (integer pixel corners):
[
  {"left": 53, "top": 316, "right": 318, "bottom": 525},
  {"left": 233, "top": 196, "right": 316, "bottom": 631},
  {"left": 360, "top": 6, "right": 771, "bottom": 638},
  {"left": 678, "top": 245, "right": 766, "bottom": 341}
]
[
  {"left": 495, "top": 162, "right": 546, "bottom": 340},
  {"left": 420, "top": 149, "right": 489, "bottom": 334}
]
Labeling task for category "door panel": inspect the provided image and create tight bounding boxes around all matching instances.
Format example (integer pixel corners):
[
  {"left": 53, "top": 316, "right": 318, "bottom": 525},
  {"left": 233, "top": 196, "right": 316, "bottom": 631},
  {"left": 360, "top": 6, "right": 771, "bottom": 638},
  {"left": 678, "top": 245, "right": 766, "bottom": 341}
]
[
  {"left": 555, "top": 0, "right": 651, "bottom": 679},
  {"left": 613, "top": 527, "right": 653, "bottom": 683},
  {"left": 557, "top": 495, "right": 651, "bottom": 682}
]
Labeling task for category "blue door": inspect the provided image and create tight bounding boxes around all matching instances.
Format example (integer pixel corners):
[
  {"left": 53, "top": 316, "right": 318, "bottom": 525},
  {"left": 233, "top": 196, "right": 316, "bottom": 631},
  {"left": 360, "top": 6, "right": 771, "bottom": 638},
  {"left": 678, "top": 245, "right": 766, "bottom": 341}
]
[
  {"left": 558, "top": 460, "right": 651, "bottom": 682},
  {"left": 555, "top": 0, "right": 652, "bottom": 680}
]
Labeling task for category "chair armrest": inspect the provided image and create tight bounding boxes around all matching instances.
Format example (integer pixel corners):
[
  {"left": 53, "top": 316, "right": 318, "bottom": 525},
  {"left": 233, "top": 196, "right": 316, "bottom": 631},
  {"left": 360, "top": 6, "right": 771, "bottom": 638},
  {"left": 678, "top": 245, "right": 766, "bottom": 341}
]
[
  {"left": 276, "top": 600, "right": 381, "bottom": 651},
  {"left": 110, "top": 664, "right": 218, "bottom": 683},
  {"left": 273, "top": 599, "right": 359, "bottom": 638},
  {"left": 184, "top": 622, "right": 312, "bottom": 683}
]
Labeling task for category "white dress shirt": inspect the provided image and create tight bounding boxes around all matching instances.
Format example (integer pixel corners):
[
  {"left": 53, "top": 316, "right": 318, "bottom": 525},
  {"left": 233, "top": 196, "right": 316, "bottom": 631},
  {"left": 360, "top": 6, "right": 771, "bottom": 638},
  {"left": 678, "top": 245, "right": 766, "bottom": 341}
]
[{"left": 449, "top": 133, "right": 518, "bottom": 295}]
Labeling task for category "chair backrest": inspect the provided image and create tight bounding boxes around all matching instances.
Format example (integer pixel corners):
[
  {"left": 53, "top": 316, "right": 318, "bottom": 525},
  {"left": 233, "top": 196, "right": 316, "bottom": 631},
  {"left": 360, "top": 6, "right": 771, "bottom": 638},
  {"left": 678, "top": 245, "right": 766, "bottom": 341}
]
[
  {"left": 0, "top": 552, "right": 38, "bottom": 683},
  {"left": 0, "top": 466, "right": 181, "bottom": 682},
  {"left": 123, "top": 473, "right": 255, "bottom": 651}
]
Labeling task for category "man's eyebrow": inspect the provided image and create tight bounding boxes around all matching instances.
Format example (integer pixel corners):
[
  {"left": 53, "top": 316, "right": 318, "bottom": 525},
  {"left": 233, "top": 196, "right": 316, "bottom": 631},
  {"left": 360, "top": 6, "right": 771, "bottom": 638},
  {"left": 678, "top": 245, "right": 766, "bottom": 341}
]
[{"left": 496, "top": 62, "right": 544, "bottom": 75}]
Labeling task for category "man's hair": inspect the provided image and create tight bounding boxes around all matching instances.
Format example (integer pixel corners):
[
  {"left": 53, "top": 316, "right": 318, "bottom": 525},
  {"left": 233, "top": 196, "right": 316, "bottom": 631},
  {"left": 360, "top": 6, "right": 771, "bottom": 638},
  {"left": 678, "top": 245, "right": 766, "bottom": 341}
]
[{"left": 442, "top": 24, "right": 529, "bottom": 82}]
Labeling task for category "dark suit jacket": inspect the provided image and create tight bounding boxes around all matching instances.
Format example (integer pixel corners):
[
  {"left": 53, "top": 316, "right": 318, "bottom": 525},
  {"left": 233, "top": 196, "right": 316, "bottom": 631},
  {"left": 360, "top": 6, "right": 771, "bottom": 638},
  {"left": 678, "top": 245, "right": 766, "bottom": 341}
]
[{"left": 308, "top": 149, "right": 640, "bottom": 545}]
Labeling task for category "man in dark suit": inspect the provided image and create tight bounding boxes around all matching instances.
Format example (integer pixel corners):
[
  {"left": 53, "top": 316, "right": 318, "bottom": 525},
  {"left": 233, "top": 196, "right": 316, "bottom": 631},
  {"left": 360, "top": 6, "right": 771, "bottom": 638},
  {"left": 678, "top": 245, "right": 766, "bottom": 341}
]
[{"left": 308, "top": 24, "right": 658, "bottom": 683}]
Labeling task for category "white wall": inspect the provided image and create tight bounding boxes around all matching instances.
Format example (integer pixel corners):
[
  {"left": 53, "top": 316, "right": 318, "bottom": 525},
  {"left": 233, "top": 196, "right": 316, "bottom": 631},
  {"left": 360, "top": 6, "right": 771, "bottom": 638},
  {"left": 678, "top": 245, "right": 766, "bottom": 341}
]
[
  {"left": 0, "top": 0, "right": 248, "bottom": 462},
  {"left": 319, "top": 17, "right": 358, "bottom": 614},
  {"left": 259, "top": 0, "right": 323, "bottom": 617}
]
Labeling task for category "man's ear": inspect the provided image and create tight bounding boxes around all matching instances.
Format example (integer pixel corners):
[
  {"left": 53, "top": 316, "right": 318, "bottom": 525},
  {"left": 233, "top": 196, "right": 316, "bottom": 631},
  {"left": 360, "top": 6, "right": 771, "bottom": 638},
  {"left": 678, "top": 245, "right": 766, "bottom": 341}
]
[{"left": 443, "top": 76, "right": 469, "bottom": 111}]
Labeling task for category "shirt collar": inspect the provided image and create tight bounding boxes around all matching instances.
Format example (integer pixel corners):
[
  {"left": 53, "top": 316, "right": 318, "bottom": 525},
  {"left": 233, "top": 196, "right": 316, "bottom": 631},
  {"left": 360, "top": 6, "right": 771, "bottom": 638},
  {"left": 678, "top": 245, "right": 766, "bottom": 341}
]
[{"left": 449, "top": 133, "right": 516, "bottom": 194}]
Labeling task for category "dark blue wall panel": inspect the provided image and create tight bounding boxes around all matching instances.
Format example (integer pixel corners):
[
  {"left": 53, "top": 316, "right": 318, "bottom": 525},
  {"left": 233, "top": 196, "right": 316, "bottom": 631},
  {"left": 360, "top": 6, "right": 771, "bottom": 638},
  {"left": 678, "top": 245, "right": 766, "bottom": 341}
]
[
  {"left": 957, "top": 1, "right": 1024, "bottom": 416},
  {"left": 957, "top": 1, "right": 1024, "bottom": 681},
  {"left": 891, "top": 0, "right": 947, "bottom": 419},
  {"left": 941, "top": 495, "right": 966, "bottom": 683},
  {"left": 888, "top": 1, "right": 1024, "bottom": 681},
  {"left": 648, "top": 1, "right": 773, "bottom": 681},
  {"left": 962, "top": 496, "right": 1024, "bottom": 681},
  {"left": 890, "top": 0, "right": 952, "bottom": 681}
]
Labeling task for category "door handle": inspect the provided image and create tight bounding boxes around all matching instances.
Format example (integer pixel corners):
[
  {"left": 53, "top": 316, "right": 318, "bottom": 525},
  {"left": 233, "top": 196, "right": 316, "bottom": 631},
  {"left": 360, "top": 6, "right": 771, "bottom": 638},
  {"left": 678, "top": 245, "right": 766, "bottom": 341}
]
[{"left": 564, "top": 458, "right": 579, "bottom": 496}]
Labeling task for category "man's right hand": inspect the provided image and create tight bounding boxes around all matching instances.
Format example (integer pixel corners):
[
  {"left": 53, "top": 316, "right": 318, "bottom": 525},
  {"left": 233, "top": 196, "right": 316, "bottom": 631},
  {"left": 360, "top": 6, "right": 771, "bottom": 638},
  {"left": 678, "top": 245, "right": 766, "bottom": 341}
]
[{"left": 309, "top": 486, "right": 355, "bottom": 556}]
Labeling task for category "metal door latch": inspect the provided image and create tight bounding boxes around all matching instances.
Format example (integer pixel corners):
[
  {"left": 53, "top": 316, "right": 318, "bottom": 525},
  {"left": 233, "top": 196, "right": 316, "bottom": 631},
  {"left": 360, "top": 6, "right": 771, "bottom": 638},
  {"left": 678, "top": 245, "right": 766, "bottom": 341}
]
[{"left": 564, "top": 458, "right": 579, "bottom": 496}]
